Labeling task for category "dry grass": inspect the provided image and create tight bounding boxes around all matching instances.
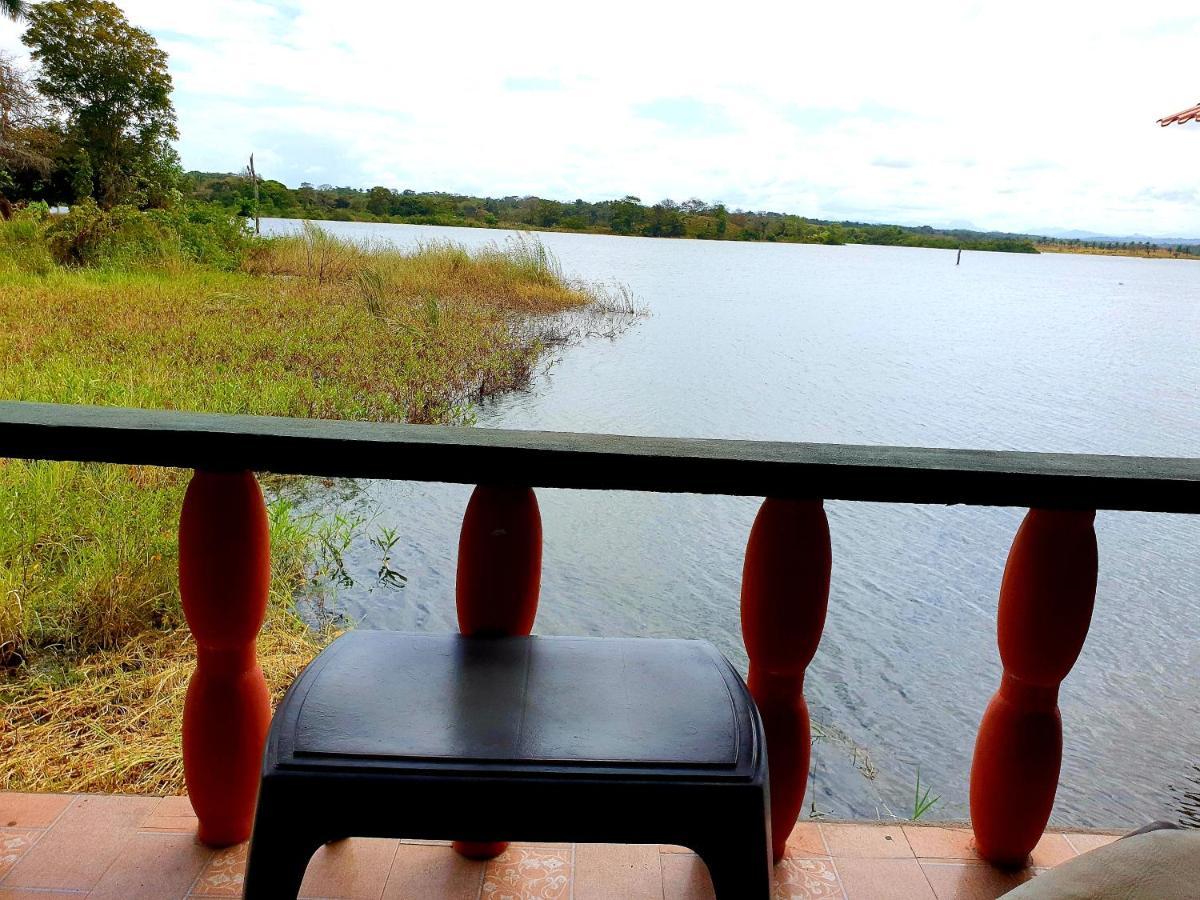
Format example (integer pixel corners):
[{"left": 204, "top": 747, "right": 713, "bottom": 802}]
[{"left": 0, "top": 607, "right": 334, "bottom": 794}]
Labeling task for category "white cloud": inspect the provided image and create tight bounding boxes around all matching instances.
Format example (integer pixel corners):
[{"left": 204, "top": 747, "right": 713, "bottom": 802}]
[{"left": 3, "top": 0, "right": 1200, "bottom": 234}]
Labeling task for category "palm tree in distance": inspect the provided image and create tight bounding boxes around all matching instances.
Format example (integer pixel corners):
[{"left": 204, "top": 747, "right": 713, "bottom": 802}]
[{"left": 1, "top": 0, "right": 25, "bottom": 21}]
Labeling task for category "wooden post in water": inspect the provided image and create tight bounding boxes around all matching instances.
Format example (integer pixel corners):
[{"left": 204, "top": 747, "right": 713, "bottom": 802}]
[
  {"left": 740, "top": 498, "right": 832, "bottom": 861},
  {"left": 248, "top": 153, "right": 260, "bottom": 236},
  {"left": 179, "top": 469, "right": 272, "bottom": 847},
  {"left": 453, "top": 484, "right": 543, "bottom": 859},
  {"left": 969, "top": 508, "right": 1097, "bottom": 866},
  {"left": 956, "top": 248, "right": 962, "bottom": 265}
]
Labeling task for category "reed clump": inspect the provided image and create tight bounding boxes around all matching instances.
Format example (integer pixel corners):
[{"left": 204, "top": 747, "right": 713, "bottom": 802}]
[{"left": 0, "top": 209, "right": 634, "bottom": 794}]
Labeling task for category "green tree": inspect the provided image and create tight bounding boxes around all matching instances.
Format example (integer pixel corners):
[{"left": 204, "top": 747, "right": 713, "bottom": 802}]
[
  {"left": 0, "top": 52, "right": 55, "bottom": 199},
  {"left": 22, "top": 0, "right": 180, "bottom": 207},
  {"left": 610, "top": 195, "right": 644, "bottom": 234},
  {"left": 366, "top": 185, "right": 393, "bottom": 216},
  {"left": 2, "top": 0, "right": 25, "bottom": 21}
]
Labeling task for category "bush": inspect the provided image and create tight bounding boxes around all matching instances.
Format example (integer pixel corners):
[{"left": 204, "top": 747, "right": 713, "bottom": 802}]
[
  {"left": 146, "top": 203, "right": 250, "bottom": 270},
  {"left": 42, "top": 200, "right": 249, "bottom": 269}
]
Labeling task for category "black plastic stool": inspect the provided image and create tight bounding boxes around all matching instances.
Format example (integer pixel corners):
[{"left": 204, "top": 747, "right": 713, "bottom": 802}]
[{"left": 244, "top": 631, "right": 770, "bottom": 898}]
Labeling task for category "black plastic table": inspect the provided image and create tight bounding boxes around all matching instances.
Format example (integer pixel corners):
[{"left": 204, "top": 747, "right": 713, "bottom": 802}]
[{"left": 243, "top": 631, "right": 770, "bottom": 898}]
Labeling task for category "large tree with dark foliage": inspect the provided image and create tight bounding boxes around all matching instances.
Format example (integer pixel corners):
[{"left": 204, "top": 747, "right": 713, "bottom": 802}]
[
  {"left": 0, "top": 51, "right": 56, "bottom": 211},
  {"left": 22, "top": 0, "right": 180, "bottom": 207}
]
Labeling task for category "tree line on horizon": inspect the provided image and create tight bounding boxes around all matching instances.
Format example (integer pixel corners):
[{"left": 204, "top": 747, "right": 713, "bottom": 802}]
[{"left": 185, "top": 173, "right": 1043, "bottom": 253}]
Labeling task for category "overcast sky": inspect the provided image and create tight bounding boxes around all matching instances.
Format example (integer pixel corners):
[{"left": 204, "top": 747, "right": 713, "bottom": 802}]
[{"left": 3, "top": 1, "right": 1200, "bottom": 235}]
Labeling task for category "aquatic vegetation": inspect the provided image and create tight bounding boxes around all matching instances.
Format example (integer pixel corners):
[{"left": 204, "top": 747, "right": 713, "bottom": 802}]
[{"left": 0, "top": 210, "right": 624, "bottom": 792}]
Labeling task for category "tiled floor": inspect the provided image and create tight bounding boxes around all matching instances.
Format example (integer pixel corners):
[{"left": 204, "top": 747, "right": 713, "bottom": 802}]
[{"left": 0, "top": 792, "right": 1121, "bottom": 899}]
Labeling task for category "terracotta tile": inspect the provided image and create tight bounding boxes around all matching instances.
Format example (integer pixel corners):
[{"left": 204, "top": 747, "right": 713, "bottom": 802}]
[
  {"left": 189, "top": 842, "right": 248, "bottom": 897},
  {"left": 772, "top": 857, "right": 842, "bottom": 899},
  {"left": 0, "top": 890, "right": 87, "bottom": 899},
  {"left": 90, "top": 832, "right": 212, "bottom": 900},
  {"left": 821, "top": 823, "right": 914, "bottom": 858},
  {"left": 151, "top": 796, "right": 197, "bottom": 818},
  {"left": 139, "top": 815, "right": 199, "bottom": 835},
  {"left": 920, "top": 861, "right": 1031, "bottom": 899},
  {"left": 0, "top": 794, "right": 72, "bottom": 829},
  {"left": 573, "top": 843, "right": 661, "bottom": 899},
  {"left": 661, "top": 852, "right": 715, "bottom": 900},
  {"left": 1063, "top": 832, "right": 1119, "bottom": 855},
  {"left": 481, "top": 845, "right": 572, "bottom": 899},
  {"left": 298, "top": 837, "right": 399, "bottom": 900},
  {"left": 903, "top": 826, "right": 985, "bottom": 862},
  {"left": 382, "top": 843, "right": 485, "bottom": 899},
  {"left": 2, "top": 794, "right": 158, "bottom": 891},
  {"left": 139, "top": 796, "right": 198, "bottom": 833},
  {"left": 0, "top": 830, "right": 43, "bottom": 881},
  {"left": 837, "top": 858, "right": 935, "bottom": 899},
  {"left": 1027, "top": 833, "right": 1075, "bottom": 868},
  {"left": 784, "top": 822, "right": 828, "bottom": 857}
]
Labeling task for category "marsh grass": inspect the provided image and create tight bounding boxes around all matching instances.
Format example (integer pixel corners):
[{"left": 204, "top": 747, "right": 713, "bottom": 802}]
[{"left": 0, "top": 213, "right": 636, "bottom": 794}]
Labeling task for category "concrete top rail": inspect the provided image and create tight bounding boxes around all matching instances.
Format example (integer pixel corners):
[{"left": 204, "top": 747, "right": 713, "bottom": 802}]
[{"left": 1, "top": 401, "right": 1198, "bottom": 513}]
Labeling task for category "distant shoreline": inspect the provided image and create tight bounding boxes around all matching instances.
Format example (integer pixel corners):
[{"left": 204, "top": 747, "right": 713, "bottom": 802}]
[
  {"left": 240, "top": 208, "right": 1038, "bottom": 255},
  {"left": 188, "top": 174, "right": 1039, "bottom": 255},
  {"left": 1034, "top": 243, "right": 1200, "bottom": 261}
]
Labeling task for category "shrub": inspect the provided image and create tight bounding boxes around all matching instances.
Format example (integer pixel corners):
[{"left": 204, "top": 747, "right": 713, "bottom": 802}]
[
  {"left": 146, "top": 203, "right": 250, "bottom": 270},
  {"left": 41, "top": 201, "right": 249, "bottom": 270},
  {"left": 45, "top": 201, "right": 171, "bottom": 267}
]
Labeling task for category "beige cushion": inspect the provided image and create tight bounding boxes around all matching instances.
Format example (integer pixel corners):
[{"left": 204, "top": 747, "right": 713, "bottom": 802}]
[{"left": 1004, "top": 830, "right": 1199, "bottom": 899}]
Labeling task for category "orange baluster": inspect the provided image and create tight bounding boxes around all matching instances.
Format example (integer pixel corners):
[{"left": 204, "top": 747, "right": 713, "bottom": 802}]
[
  {"left": 740, "top": 498, "right": 831, "bottom": 862},
  {"left": 179, "top": 469, "right": 272, "bottom": 847},
  {"left": 970, "top": 508, "right": 1097, "bottom": 866},
  {"left": 453, "top": 485, "right": 542, "bottom": 860}
]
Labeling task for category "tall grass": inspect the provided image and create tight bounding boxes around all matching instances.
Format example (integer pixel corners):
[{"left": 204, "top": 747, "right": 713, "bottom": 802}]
[{"left": 0, "top": 209, "right": 631, "bottom": 794}]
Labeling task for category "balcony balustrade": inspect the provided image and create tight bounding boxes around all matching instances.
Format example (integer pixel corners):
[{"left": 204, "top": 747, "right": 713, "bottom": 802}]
[{"left": 2, "top": 400, "right": 1198, "bottom": 867}]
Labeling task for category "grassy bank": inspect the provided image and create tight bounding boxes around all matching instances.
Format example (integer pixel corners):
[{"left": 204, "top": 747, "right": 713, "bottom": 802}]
[{"left": 0, "top": 204, "right": 613, "bottom": 794}]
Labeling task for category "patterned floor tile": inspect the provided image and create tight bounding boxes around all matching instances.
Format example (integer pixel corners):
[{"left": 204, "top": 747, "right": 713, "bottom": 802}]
[
  {"left": 772, "top": 857, "right": 842, "bottom": 899},
  {"left": 481, "top": 845, "right": 572, "bottom": 899},
  {"left": 0, "top": 831, "right": 43, "bottom": 881},
  {"left": 188, "top": 842, "right": 248, "bottom": 897}
]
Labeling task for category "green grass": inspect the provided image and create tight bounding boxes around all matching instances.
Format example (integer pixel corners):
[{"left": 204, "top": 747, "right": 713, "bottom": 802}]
[
  {"left": 911, "top": 767, "right": 940, "bottom": 820},
  {"left": 0, "top": 209, "right": 607, "bottom": 793}
]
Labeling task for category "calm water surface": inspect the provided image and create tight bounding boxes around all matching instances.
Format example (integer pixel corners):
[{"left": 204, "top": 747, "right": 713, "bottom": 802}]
[{"left": 263, "top": 218, "right": 1200, "bottom": 828}]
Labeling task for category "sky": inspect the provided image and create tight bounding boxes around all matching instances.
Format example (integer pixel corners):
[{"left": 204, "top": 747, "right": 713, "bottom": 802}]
[{"left": 3, "top": 1, "right": 1200, "bottom": 236}]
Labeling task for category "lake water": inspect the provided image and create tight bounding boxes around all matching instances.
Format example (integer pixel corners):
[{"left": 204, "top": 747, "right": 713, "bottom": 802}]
[{"left": 262, "top": 218, "right": 1200, "bottom": 829}]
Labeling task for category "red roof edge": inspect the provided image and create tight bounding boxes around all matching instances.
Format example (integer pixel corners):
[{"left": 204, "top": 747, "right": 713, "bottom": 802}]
[{"left": 1158, "top": 102, "right": 1200, "bottom": 126}]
